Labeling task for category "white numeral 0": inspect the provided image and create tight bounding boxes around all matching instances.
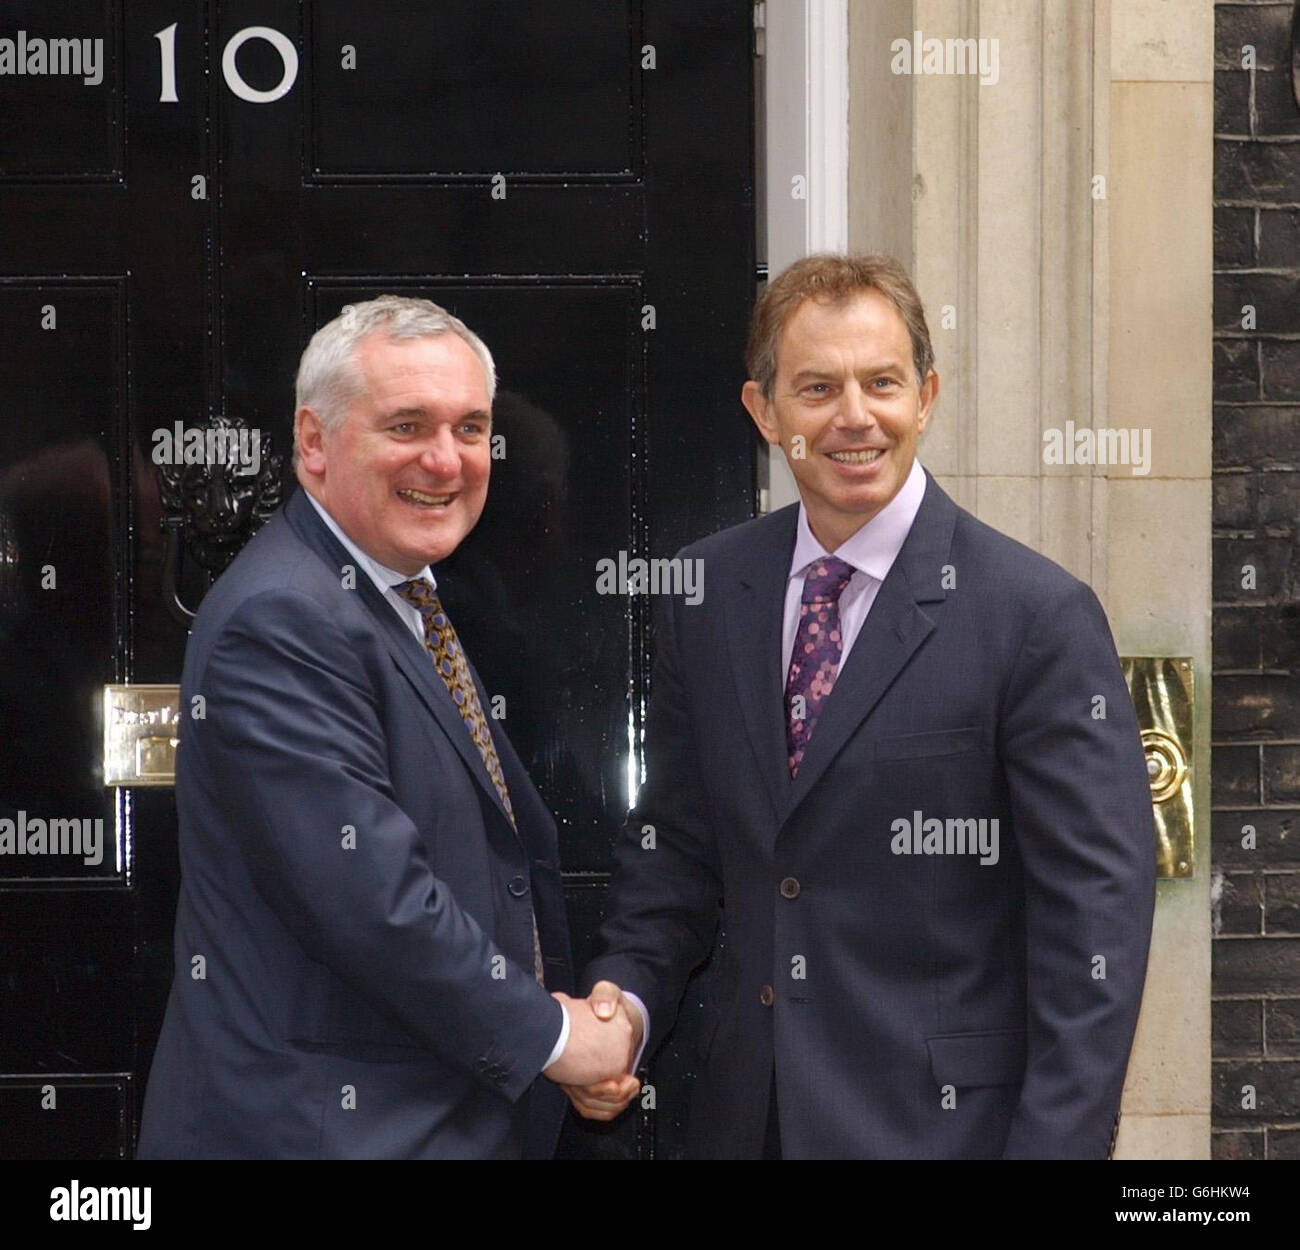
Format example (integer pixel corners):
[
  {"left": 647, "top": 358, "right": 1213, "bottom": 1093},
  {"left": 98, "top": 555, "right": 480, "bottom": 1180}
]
[{"left": 155, "top": 22, "right": 299, "bottom": 104}]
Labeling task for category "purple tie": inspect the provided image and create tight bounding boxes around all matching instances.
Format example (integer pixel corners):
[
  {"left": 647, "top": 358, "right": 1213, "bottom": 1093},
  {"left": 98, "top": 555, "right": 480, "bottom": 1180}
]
[{"left": 785, "top": 556, "right": 856, "bottom": 777}]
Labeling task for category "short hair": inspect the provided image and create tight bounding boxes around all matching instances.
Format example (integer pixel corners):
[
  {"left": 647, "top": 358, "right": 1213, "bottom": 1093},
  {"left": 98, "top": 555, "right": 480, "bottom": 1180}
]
[
  {"left": 746, "top": 253, "right": 934, "bottom": 398},
  {"left": 294, "top": 295, "right": 496, "bottom": 460}
]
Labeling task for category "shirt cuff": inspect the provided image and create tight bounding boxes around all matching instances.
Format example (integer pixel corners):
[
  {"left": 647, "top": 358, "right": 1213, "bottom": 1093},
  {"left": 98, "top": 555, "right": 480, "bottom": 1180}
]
[
  {"left": 541, "top": 999, "right": 570, "bottom": 1072},
  {"left": 623, "top": 991, "right": 650, "bottom": 1072}
]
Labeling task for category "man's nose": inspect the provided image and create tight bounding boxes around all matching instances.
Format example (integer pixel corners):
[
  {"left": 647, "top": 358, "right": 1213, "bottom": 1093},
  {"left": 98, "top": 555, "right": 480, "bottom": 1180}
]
[
  {"left": 839, "top": 381, "right": 876, "bottom": 428},
  {"left": 418, "top": 428, "right": 461, "bottom": 477}
]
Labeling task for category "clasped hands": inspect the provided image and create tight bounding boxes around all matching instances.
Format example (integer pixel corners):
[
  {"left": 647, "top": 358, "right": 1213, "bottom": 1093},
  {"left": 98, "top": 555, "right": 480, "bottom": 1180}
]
[{"left": 543, "top": 980, "right": 643, "bottom": 1121}]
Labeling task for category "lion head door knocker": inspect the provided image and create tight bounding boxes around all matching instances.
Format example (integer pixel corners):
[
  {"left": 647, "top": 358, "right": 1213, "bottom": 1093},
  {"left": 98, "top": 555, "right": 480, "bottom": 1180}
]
[{"left": 157, "top": 415, "right": 283, "bottom": 623}]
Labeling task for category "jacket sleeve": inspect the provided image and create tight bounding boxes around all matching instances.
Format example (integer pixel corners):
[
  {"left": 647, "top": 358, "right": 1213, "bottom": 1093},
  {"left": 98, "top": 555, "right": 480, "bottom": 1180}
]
[
  {"left": 188, "top": 586, "right": 563, "bottom": 1102},
  {"left": 996, "top": 577, "right": 1156, "bottom": 1157},
  {"left": 580, "top": 585, "right": 724, "bottom": 1054}
]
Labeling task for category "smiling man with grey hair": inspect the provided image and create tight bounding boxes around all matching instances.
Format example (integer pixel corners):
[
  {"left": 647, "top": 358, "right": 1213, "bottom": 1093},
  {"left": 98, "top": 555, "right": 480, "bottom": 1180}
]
[{"left": 139, "top": 295, "right": 639, "bottom": 1159}]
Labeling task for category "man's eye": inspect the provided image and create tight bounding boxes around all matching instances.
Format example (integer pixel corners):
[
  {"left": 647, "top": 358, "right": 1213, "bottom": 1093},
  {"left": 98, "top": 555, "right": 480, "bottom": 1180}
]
[
  {"left": 392, "top": 422, "right": 416, "bottom": 434},
  {"left": 458, "top": 423, "right": 486, "bottom": 436},
  {"left": 805, "top": 383, "right": 831, "bottom": 395},
  {"left": 873, "top": 377, "right": 897, "bottom": 389}
]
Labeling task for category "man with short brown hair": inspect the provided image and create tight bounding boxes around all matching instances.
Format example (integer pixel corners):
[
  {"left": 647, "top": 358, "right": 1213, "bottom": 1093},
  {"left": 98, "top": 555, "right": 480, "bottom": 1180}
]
[{"left": 568, "top": 254, "right": 1155, "bottom": 1159}]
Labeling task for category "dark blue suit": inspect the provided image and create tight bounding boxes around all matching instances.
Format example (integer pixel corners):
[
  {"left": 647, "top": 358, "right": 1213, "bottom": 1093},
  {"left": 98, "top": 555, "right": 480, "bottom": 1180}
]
[
  {"left": 584, "top": 472, "right": 1155, "bottom": 1158},
  {"left": 139, "top": 488, "right": 572, "bottom": 1158}
]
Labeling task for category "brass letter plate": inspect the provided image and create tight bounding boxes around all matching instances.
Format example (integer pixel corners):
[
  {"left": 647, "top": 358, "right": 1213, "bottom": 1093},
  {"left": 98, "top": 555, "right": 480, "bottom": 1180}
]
[
  {"left": 102, "top": 685, "right": 181, "bottom": 787},
  {"left": 1122, "top": 658, "right": 1194, "bottom": 878}
]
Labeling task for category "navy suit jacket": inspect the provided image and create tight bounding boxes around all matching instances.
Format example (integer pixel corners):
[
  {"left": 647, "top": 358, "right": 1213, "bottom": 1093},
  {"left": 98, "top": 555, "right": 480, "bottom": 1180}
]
[
  {"left": 138, "top": 487, "right": 573, "bottom": 1159},
  {"left": 583, "top": 471, "right": 1155, "bottom": 1158}
]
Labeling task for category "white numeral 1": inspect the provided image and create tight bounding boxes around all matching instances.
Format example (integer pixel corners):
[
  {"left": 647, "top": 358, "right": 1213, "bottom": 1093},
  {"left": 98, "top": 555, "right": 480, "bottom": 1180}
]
[{"left": 155, "top": 22, "right": 178, "bottom": 103}]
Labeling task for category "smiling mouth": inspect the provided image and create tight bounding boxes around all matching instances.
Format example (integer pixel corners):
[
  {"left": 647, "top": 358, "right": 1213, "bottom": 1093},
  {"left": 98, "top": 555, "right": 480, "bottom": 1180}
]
[
  {"left": 827, "top": 449, "right": 886, "bottom": 464},
  {"left": 397, "top": 488, "right": 455, "bottom": 507}
]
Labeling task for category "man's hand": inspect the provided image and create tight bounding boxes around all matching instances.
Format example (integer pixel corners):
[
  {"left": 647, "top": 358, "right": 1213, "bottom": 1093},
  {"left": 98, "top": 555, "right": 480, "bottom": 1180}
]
[
  {"left": 555, "top": 980, "right": 644, "bottom": 1122},
  {"left": 543, "top": 982, "right": 641, "bottom": 1097}
]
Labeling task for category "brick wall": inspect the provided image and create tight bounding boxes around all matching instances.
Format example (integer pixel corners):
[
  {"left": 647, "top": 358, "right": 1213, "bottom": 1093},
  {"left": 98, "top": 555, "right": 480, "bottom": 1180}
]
[{"left": 1213, "top": 1, "right": 1300, "bottom": 1161}]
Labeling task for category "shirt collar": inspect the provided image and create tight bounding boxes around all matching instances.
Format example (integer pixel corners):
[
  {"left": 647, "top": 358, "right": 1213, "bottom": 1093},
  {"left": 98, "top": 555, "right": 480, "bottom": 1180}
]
[
  {"left": 788, "top": 457, "right": 927, "bottom": 583},
  {"left": 302, "top": 489, "right": 435, "bottom": 596}
]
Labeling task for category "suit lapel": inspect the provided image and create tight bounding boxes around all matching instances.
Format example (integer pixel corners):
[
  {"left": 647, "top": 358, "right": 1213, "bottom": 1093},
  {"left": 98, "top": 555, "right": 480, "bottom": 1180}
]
[
  {"left": 784, "top": 473, "right": 958, "bottom": 822},
  {"left": 721, "top": 507, "right": 798, "bottom": 827},
  {"left": 282, "top": 489, "right": 519, "bottom": 838}
]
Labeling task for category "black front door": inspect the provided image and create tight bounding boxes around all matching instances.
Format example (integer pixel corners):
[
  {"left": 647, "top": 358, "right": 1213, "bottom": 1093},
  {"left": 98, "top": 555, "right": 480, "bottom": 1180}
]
[{"left": 0, "top": 1, "right": 754, "bottom": 1159}]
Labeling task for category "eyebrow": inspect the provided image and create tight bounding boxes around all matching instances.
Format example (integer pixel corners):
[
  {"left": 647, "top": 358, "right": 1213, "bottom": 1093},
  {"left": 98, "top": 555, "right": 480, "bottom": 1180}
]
[
  {"left": 788, "top": 362, "right": 907, "bottom": 385},
  {"left": 380, "top": 406, "right": 492, "bottom": 422}
]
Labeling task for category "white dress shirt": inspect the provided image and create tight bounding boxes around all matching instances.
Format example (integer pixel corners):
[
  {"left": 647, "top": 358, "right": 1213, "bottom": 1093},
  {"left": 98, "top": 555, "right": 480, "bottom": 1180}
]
[
  {"left": 781, "top": 456, "right": 928, "bottom": 678},
  {"left": 304, "top": 490, "right": 433, "bottom": 641},
  {"left": 302, "top": 491, "right": 572, "bottom": 1069}
]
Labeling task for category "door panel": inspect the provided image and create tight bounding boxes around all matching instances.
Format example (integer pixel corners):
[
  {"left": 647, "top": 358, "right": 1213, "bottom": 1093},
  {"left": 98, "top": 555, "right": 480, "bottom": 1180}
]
[
  {"left": 0, "top": 0, "right": 755, "bottom": 1160},
  {"left": 0, "top": 0, "right": 122, "bottom": 181},
  {"left": 307, "top": 2, "right": 638, "bottom": 178}
]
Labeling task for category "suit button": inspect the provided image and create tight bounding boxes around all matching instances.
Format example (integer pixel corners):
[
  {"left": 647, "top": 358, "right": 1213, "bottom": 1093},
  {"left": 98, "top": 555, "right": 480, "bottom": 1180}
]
[
  {"left": 779, "top": 877, "right": 800, "bottom": 899},
  {"left": 507, "top": 876, "right": 529, "bottom": 897},
  {"left": 759, "top": 985, "right": 774, "bottom": 1007}
]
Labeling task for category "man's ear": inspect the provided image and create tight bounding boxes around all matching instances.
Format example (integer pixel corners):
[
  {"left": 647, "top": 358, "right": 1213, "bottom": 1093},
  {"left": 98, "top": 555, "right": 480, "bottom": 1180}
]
[
  {"left": 295, "top": 406, "right": 328, "bottom": 475},
  {"left": 741, "top": 380, "right": 780, "bottom": 446},
  {"left": 916, "top": 369, "right": 940, "bottom": 435}
]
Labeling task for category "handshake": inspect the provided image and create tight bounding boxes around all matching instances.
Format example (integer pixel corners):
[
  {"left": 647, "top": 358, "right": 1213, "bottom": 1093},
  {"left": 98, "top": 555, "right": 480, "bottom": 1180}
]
[{"left": 542, "top": 980, "right": 643, "bottom": 1121}]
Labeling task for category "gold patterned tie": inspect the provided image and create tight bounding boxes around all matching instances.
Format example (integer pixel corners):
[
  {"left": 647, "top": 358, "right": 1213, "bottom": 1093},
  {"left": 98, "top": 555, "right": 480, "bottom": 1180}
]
[{"left": 396, "top": 578, "right": 545, "bottom": 986}]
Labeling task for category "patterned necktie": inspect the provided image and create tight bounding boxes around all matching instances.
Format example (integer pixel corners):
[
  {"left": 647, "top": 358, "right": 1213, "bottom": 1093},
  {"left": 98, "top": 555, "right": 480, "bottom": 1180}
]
[
  {"left": 784, "top": 556, "right": 857, "bottom": 777},
  {"left": 395, "top": 578, "right": 545, "bottom": 986}
]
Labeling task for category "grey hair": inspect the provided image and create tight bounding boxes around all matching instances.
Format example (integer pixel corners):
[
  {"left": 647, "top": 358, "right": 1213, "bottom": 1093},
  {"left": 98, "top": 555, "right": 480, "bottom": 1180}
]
[{"left": 293, "top": 295, "right": 496, "bottom": 463}]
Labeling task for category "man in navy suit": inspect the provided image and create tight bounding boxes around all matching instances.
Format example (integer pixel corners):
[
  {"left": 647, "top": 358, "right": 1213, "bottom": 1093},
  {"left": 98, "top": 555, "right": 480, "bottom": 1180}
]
[
  {"left": 567, "top": 255, "right": 1155, "bottom": 1158},
  {"left": 138, "top": 296, "right": 637, "bottom": 1159}
]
